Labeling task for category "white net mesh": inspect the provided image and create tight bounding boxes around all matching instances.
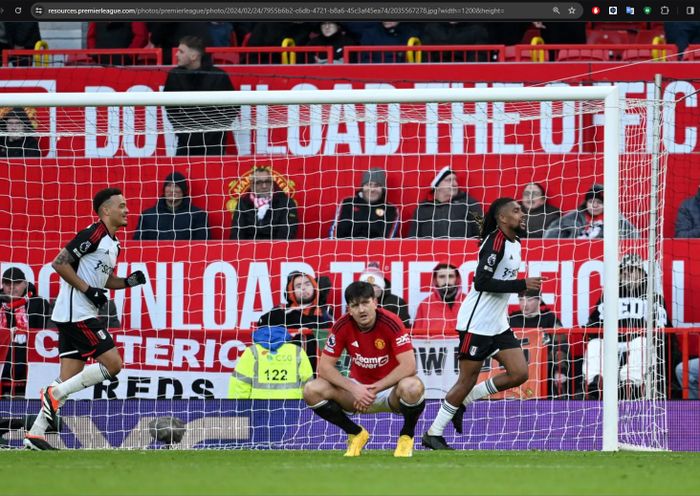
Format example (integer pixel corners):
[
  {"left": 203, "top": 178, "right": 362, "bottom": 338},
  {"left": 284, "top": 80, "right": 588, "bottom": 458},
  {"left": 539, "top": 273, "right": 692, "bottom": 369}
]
[{"left": 0, "top": 89, "right": 668, "bottom": 450}]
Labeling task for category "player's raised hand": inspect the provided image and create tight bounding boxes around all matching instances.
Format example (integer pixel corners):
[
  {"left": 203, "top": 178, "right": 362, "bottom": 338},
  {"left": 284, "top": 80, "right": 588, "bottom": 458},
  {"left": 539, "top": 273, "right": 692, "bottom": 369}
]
[
  {"left": 125, "top": 271, "right": 146, "bottom": 288},
  {"left": 525, "top": 277, "right": 544, "bottom": 291},
  {"left": 83, "top": 286, "right": 108, "bottom": 308}
]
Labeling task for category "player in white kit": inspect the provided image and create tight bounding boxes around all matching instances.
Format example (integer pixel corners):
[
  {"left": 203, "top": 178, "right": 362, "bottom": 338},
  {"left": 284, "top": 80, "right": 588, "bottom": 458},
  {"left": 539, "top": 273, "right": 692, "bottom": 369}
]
[{"left": 422, "top": 197, "right": 543, "bottom": 450}]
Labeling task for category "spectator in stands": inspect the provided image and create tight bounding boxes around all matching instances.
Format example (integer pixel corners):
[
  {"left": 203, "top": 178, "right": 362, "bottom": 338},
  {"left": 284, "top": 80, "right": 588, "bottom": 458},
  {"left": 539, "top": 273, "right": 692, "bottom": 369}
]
[
  {"left": 675, "top": 186, "right": 700, "bottom": 237},
  {"left": 583, "top": 253, "right": 670, "bottom": 399},
  {"left": 307, "top": 22, "right": 356, "bottom": 63},
  {"left": 258, "top": 272, "right": 333, "bottom": 371},
  {"left": 134, "top": 172, "right": 210, "bottom": 241},
  {"left": 421, "top": 22, "right": 491, "bottom": 62},
  {"left": 163, "top": 35, "right": 237, "bottom": 156},
  {"left": 520, "top": 182, "right": 560, "bottom": 238},
  {"left": 413, "top": 263, "right": 465, "bottom": 333},
  {"left": 0, "top": 108, "right": 41, "bottom": 158},
  {"left": 149, "top": 22, "right": 211, "bottom": 64},
  {"left": 1, "top": 268, "right": 52, "bottom": 397},
  {"left": 208, "top": 22, "right": 235, "bottom": 47},
  {"left": 359, "top": 22, "right": 420, "bottom": 63},
  {"left": 330, "top": 168, "right": 399, "bottom": 239},
  {"left": 665, "top": 22, "right": 700, "bottom": 58},
  {"left": 0, "top": 22, "right": 41, "bottom": 66},
  {"left": 676, "top": 358, "right": 699, "bottom": 399},
  {"left": 409, "top": 166, "right": 482, "bottom": 238},
  {"left": 509, "top": 289, "right": 569, "bottom": 397},
  {"left": 228, "top": 325, "right": 313, "bottom": 399},
  {"left": 544, "top": 183, "right": 639, "bottom": 239},
  {"left": 231, "top": 167, "right": 298, "bottom": 240},
  {"left": 86, "top": 22, "right": 149, "bottom": 65},
  {"left": 358, "top": 264, "right": 411, "bottom": 328}
]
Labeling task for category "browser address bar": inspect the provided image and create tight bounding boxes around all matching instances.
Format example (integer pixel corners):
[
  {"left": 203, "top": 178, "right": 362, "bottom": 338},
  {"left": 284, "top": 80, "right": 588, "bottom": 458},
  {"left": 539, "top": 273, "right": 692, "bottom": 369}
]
[{"left": 31, "top": 2, "right": 584, "bottom": 20}]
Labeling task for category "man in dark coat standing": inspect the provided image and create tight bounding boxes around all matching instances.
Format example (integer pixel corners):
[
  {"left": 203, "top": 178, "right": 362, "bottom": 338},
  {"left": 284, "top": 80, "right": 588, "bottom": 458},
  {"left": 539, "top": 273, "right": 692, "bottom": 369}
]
[{"left": 163, "top": 36, "right": 237, "bottom": 156}]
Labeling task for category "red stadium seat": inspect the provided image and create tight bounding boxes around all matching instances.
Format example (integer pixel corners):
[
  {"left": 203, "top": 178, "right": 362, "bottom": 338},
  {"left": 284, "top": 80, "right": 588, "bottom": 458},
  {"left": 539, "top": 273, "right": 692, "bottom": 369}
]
[
  {"left": 683, "top": 44, "right": 700, "bottom": 61},
  {"left": 64, "top": 53, "right": 94, "bottom": 66},
  {"left": 586, "top": 30, "right": 631, "bottom": 45},
  {"left": 556, "top": 48, "right": 609, "bottom": 62},
  {"left": 634, "top": 29, "right": 665, "bottom": 44}
]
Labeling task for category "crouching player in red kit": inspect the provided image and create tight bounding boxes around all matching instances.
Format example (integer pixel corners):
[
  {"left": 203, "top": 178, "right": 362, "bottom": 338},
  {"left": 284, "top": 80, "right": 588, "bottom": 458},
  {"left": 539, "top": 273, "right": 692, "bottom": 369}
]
[{"left": 303, "top": 281, "right": 425, "bottom": 457}]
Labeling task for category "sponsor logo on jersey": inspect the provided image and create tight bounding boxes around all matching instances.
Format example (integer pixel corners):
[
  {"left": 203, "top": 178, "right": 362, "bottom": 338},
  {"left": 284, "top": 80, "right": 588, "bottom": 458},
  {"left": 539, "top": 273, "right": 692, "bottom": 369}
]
[
  {"left": 79, "top": 241, "right": 91, "bottom": 253},
  {"left": 94, "top": 260, "right": 115, "bottom": 275},
  {"left": 374, "top": 338, "right": 385, "bottom": 350},
  {"left": 395, "top": 334, "right": 411, "bottom": 346},
  {"left": 72, "top": 248, "right": 82, "bottom": 258},
  {"left": 353, "top": 353, "right": 389, "bottom": 369},
  {"left": 97, "top": 330, "right": 106, "bottom": 340},
  {"left": 469, "top": 346, "right": 478, "bottom": 356}
]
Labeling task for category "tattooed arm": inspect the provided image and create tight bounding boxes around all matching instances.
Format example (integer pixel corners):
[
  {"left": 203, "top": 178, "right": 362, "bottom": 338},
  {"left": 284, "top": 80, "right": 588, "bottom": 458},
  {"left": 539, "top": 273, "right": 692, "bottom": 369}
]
[{"left": 51, "top": 248, "right": 89, "bottom": 292}]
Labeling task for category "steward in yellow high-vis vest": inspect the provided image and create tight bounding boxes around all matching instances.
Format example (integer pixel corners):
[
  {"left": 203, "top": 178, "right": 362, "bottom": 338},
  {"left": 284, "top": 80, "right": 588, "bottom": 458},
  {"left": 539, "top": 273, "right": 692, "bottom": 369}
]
[{"left": 228, "top": 325, "right": 313, "bottom": 399}]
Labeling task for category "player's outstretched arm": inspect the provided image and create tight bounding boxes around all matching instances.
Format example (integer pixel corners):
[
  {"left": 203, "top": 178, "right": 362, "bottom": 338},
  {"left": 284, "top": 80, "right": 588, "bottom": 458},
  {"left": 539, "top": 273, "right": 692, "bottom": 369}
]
[
  {"left": 105, "top": 271, "right": 146, "bottom": 290},
  {"left": 370, "top": 350, "right": 417, "bottom": 393}
]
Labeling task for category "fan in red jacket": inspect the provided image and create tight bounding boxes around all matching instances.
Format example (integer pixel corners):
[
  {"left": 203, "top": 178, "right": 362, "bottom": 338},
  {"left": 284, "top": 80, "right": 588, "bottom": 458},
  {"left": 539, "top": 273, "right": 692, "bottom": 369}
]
[{"left": 413, "top": 263, "right": 465, "bottom": 334}]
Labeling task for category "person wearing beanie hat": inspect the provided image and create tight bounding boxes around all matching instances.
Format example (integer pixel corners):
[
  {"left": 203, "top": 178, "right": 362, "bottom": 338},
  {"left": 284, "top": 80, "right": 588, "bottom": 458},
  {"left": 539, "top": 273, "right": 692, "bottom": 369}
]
[
  {"left": 409, "top": 167, "right": 482, "bottom": 238},
  {"left": 307, "top": 21, "right": 356, "bottom": 63},
  {"left": 257, "top": 271, "right": 333, "bottom": 371},
  {"left": 1, "top": 267, "right": 52, "bottom": 397},
  {"left": 414, "top": 263, "right": 465, "bottom": 333},
  {"left": 544, "top": 183, "right": 639, "bottom": 239},
  {"left": 508, "top": 289, "right": 569, "bottom": 397},
  {"left": 329, "top": 168, "right": 399, "bottom": 239},
  {"left": 357, "top": 264, "right": 411, "bottom": 328},
  {"left": 583, "top": 252, "right": 672, "bottom": 399},
  {"left": 134, "top": 171, "right": 210, "bottom": 241},
  {"left": 231, "top": 167, "right": 299, "bottom": 240}
]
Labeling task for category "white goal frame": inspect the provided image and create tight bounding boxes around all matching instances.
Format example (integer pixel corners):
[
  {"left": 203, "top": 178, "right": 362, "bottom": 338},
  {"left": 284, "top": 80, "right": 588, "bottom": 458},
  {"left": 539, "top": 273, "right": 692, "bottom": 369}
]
[{"left": 0, "top": 86, "right": 623, "bottom": 451}]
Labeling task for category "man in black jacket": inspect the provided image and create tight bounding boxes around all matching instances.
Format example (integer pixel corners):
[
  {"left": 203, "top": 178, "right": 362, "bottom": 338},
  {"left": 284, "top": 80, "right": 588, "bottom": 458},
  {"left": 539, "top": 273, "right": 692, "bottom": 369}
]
[
  {"left": 134, "top": 172, "right": 210, "bottom": 240},
  {"left": 409, "top": 166, "right": 482, "bottom": 238},
  {"left": 231, "top": 167, "right": 298, "bottom": 240},
  {"left": 163, "top": 35, "right": 237, "bottom": 156},
  {"left": 330, "top": 168, "right": 399, "bottom": 239},
  {"left": 257, "top": 271, "right": 334, "bottom": 371}
]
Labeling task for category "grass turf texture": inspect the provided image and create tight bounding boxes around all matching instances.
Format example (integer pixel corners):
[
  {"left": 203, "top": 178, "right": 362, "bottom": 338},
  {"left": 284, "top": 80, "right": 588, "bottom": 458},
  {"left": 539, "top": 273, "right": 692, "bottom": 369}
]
[{"left": 1, "top": 450, "right": 698, "bottom": 495}]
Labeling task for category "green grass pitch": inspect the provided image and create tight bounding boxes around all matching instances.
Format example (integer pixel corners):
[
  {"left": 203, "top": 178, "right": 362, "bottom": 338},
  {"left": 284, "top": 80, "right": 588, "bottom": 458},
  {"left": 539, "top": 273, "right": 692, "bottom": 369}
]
[{"left": 1, "top": 450, "right": 698, "bottom": 495}]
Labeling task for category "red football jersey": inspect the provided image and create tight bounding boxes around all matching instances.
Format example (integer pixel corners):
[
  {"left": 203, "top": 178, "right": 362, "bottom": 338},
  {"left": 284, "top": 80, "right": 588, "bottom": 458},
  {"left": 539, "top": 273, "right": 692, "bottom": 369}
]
[{"left": 322, "top": 308, "right": 413, "bottom": 385}]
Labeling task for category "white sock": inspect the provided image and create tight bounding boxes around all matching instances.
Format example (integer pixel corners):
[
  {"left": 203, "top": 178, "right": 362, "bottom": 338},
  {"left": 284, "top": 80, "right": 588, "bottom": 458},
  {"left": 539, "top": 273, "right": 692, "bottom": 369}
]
[
  {"left": 427, "top": 401, "right": 459, "bottom": 436},
  {"left": 463, "top": 378, "right": 498, "bottom": 405},
  {"left": 28, "top": 379, "right": 62, "bottom": 437},
  {"left": 53, "top": 363, "right": 112, "bottom": 401}
]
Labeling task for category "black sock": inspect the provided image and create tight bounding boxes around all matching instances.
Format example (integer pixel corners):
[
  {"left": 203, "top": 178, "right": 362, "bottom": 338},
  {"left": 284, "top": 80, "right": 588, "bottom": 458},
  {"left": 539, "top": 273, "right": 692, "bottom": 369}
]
[
  {"left": 399, "top": 399, "right": 426, "bottom": 437},
  {"left": 311, "top": 400, "right": 362, "bottom": 435}
]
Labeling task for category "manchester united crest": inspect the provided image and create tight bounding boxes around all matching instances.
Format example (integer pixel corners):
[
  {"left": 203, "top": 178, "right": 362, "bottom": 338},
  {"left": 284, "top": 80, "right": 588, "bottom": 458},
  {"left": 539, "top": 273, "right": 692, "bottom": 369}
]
[
  {"left": 225, "top": 166, "right": 296, "bottom": 212},
  {"left": 374, "top": 338, "right": 385, "bottom": 350}
]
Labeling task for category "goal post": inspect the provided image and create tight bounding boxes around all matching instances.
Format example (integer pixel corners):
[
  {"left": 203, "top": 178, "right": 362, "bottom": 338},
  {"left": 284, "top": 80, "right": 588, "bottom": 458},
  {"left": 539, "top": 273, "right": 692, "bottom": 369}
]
[{"left": 0, "top": 85, "right": 670, "bottom": 452}]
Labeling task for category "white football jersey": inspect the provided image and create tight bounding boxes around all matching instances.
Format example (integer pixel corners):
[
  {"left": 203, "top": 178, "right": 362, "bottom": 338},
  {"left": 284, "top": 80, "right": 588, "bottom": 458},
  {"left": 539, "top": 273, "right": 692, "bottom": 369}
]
[
  {"left": 52, "top": 221, "right": 120, "bottom": 323},
  {"left": 457, "top": 229, "right": 526, "bottom": 336}
]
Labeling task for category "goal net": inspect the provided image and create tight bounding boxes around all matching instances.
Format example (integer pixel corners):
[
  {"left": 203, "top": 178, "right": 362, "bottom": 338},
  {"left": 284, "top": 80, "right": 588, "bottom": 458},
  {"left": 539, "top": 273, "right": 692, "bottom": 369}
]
[{"left": 0, "top": 86, "right": 668, "bottom": 451}]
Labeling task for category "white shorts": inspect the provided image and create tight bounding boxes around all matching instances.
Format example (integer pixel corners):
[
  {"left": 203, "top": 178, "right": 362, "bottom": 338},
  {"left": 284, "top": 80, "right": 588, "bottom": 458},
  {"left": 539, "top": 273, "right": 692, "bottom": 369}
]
[{"left": 346, "top": 380, "right": 398, "bottom": 414}]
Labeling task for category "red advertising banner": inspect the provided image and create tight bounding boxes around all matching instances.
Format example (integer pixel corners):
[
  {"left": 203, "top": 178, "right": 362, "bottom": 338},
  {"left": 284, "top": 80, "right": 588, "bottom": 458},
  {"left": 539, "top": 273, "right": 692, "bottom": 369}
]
[{"left": 4, "top": 239, "right": 700, "bottom": 329}]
